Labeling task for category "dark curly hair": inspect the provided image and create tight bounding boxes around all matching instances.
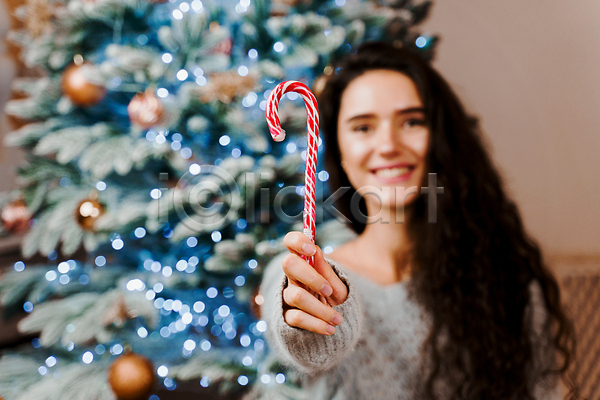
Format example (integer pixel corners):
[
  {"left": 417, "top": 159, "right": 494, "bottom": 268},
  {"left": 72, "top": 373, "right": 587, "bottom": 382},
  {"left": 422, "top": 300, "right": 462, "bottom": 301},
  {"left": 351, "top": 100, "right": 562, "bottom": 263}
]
[{"left": 319, "top": 41, "right": 576, "bottom": 399}]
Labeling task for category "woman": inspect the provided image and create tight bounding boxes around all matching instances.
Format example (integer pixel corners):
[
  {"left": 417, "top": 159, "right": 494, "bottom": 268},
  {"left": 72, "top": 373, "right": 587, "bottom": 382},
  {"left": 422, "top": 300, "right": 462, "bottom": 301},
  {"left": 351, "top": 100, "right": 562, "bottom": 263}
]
[{"left": 259, "top": 42, "right": 575, "bottom": 399}]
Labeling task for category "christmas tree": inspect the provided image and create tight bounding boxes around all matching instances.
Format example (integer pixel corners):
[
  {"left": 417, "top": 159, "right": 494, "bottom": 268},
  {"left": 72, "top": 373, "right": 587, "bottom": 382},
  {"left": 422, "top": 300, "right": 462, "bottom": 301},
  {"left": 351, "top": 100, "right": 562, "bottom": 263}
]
[{"left": 0, "top": 0, "right": 436, "bottom": 398}]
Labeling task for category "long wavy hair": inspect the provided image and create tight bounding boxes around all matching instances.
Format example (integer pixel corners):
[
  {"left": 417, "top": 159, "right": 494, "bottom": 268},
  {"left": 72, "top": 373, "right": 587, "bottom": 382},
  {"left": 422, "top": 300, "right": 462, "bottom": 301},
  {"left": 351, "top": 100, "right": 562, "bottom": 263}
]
[{"left": 319, "top": 42, "right": 576, "bottom": 399}]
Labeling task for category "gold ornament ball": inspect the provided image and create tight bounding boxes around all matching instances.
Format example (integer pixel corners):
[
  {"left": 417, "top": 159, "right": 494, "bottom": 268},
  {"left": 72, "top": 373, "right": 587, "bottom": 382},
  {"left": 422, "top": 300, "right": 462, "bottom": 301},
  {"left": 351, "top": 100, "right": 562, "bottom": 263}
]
[
  {"left": 128, "top": 90, "right": 165, "bottom": 129},
  {"left": 76, "top": 199, "right": 105, "bottom": 230},
  {"left": 107, "top": 352, "right": 156, "bottom": 400},
  {"left": 61, "top": 63, "right": 106, "bottom": 107},
  {"left": 249, "top": 285, "right": 264, "bottom": 320},
  {"left": 1, "top": 199, "right": 32, "bottom": 234},
  {"left": 312, "top": 74, "right": 329, "bottom": 99},
  {"left": 208, "top": 21, "right": 221, "bottom": 32}
]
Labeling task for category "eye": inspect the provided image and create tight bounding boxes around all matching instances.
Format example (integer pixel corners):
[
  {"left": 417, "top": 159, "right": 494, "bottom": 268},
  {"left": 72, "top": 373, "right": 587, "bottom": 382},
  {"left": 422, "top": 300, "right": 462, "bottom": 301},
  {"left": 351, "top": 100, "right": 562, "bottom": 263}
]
[
  {"left": 352, "top": 124, "right": 372, "bottom": 134},
  {"left": 404, "top": 118, "right": 426, "bottom": 129}
]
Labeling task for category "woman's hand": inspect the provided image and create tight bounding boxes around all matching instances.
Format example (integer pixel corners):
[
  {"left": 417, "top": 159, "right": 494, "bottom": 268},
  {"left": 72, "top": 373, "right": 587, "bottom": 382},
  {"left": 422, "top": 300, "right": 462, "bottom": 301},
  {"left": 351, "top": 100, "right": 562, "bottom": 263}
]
[{"left": 281, "top": 231, "right": 349, "bottom": 335}]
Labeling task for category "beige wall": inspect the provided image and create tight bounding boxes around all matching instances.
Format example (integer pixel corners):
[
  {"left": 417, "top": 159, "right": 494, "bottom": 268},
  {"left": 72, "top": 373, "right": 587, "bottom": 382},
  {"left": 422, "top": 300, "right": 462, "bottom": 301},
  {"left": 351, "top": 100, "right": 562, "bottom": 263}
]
[{"left": 420, "top": 1, "right": 600, "bottom": 258}]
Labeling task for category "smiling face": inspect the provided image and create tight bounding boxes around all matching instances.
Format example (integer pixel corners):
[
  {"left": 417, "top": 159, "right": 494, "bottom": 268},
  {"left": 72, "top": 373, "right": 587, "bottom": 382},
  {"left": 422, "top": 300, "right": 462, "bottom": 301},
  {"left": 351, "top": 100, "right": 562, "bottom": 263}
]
[{"left": 337, "top": 69, "right": 430, "bottom": 216}]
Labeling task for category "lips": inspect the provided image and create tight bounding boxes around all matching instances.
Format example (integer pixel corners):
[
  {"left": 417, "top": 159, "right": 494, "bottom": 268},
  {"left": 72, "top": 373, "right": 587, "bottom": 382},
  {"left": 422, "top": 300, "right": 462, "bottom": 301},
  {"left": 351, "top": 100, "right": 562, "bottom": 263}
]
[{"left": 370, "top": 164, "right": 415, "bottom": 182}]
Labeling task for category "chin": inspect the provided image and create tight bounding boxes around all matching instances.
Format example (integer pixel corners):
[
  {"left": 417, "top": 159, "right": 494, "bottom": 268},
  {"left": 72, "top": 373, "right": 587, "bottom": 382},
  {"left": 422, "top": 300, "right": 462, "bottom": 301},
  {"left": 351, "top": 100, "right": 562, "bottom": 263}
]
[{"left": 363, "top": 196, "right": 417, "bottom": 221}]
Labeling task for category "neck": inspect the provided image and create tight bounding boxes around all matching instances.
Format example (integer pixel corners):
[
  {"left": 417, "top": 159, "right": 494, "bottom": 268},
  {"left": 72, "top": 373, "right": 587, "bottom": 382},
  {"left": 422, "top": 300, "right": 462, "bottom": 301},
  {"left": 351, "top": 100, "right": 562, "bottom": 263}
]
[{"left": 355, "top": 205, "right": 413, "bottom": 279}]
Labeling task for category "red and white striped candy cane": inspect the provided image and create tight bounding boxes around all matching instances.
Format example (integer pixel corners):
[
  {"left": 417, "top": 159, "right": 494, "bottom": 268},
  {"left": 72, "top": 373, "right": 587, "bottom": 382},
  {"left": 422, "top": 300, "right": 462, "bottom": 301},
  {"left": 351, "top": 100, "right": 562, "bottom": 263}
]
[{"left": 266, "top": 81, "right": 320, "bottom": 267}]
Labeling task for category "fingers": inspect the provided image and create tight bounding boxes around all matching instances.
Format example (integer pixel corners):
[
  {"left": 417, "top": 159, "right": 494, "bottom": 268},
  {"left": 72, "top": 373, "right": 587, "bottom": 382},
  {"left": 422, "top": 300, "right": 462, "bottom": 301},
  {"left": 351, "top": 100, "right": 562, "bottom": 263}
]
[
  {"left": 283, "top": 285, "right": 343, "bottom": 328},
  {"left": 283, "top": 231, "right": 350, "bottom": 306},
  {"left": 282, "top": 253, "right": 333, "bottom": 297},
  {"left": 284, "top": 308, "right": 337, "bottom": 336},
  {"left": 313, "top": 246, "right": 349, "bottom": 306},
  {"left": 283, "top": 231, "right": 316, "bottom": 258}
]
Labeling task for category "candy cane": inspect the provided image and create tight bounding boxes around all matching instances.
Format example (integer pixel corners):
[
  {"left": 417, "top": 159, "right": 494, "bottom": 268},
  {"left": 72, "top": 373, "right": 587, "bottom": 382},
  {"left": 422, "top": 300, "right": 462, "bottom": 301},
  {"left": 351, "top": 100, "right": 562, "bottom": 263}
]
[{"left": 266, "top": 81, "right": 319, "bottom": 267}]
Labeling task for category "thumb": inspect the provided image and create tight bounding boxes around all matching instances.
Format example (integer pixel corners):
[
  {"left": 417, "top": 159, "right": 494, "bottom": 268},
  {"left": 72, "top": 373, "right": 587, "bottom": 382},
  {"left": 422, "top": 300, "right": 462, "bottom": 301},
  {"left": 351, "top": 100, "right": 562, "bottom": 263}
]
[{"left": 313, "top": 246, "right": 348, "bottom": 306}]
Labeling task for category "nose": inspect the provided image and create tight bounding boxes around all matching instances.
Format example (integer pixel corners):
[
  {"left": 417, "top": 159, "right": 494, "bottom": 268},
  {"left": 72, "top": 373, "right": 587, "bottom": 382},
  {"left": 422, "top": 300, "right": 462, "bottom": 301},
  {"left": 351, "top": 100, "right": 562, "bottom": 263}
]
[{"left": 376, "top": 121, "right": 402, "bottom": 156}]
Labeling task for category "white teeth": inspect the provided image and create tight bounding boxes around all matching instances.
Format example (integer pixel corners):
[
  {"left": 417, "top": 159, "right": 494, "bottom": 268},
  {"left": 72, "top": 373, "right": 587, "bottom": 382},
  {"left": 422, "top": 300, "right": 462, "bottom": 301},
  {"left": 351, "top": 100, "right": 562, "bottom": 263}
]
[{"left": 374, "top": 167, "right": 411, "bottom": 178}]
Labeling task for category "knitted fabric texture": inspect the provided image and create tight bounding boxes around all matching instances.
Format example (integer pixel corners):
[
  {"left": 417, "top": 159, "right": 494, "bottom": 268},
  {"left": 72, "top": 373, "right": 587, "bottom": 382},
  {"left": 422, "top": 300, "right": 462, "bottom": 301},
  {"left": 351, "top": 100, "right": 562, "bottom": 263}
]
[{"left": 259, "top": 251, "right": 563, "bottom": 400}]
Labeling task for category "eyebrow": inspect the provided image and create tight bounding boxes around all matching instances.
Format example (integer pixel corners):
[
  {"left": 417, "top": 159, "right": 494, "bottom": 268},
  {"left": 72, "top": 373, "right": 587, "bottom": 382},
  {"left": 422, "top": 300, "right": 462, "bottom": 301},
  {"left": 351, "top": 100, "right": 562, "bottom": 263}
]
[{"left": 345, "top": 107, "right": 426, "bottom": 123}]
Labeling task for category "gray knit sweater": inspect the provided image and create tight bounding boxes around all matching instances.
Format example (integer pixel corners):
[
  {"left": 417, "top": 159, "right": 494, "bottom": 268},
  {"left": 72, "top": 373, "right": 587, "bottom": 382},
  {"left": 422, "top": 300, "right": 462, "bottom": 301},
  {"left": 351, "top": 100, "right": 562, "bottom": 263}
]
[{"left": 259, "top": 251, "right": 563, "bottom": 400}]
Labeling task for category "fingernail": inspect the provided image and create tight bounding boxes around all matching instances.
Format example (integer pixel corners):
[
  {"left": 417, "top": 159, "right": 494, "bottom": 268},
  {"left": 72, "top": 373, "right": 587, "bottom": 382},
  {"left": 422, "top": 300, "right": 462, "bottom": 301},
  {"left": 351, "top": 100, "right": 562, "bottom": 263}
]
[
  {"left": 302, "top": 243, "right": 316, "bottom": 256},
  {"left": 326, "top": 325, "right": 336, "bottom": 334},
  {"left": 331, "top": 314, "right": 342, "bottom": 325},
  {"left": 320, "top": 283, "right": 333, "bottom": 297}
]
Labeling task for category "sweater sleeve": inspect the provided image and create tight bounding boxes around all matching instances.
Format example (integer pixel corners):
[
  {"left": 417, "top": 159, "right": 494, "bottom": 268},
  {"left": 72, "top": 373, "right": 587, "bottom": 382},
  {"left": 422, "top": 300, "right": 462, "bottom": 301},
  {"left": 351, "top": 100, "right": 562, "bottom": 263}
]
[
  {"left": 527, "top": 280, "right": 564, "bottom": 400},
  {"left": 259, "top": 251, "right": 364, "bottom": 375}
]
